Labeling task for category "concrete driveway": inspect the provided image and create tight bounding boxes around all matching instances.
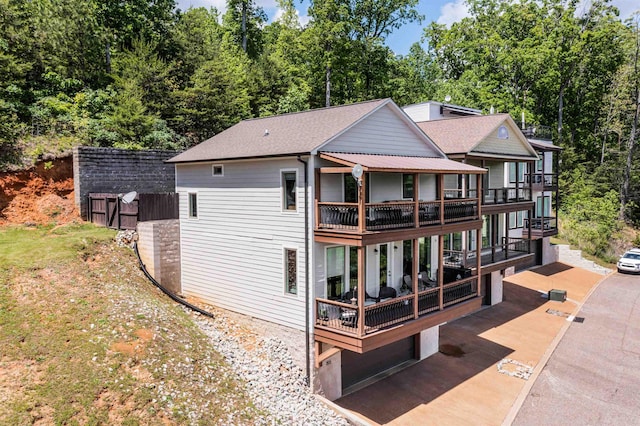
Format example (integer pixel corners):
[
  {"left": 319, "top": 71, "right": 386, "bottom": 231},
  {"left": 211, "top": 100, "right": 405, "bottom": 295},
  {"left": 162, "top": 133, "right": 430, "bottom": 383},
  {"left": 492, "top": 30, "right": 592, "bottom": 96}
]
[
  {"left": 513, "top": 271, "right": 640, "bottom": 425},
  {"left": 335, "top": 263, "right": 605, "bottom": 425}
]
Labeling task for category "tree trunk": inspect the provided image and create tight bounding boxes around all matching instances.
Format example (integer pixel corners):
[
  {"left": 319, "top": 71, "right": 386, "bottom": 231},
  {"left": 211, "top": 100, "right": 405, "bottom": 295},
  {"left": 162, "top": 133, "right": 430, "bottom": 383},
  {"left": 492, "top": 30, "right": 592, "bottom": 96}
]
[
  {"left": 241, "top": 1, "right": 247, "bottom": 53},
  {"left": 325, "top": 64, "right": 331, "bottom": 107}
]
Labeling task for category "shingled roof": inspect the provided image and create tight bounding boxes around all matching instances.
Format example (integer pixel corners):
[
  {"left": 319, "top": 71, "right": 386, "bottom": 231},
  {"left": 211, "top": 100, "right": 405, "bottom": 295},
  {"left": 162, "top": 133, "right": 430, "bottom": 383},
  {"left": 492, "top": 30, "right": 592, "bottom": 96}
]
[
  {"left": 168, "top": 99, "right": 391, "bottom": 163},
  {"left": 415, "top": 114, "right": 519, "bottom": 155}
]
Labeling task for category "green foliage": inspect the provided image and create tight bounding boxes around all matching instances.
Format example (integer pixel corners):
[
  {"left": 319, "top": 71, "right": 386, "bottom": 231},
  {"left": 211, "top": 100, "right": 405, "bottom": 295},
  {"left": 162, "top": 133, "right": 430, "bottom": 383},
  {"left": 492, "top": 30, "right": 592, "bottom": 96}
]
[{"left": 560, "top": 166, "right": 622, "bottom": 258}]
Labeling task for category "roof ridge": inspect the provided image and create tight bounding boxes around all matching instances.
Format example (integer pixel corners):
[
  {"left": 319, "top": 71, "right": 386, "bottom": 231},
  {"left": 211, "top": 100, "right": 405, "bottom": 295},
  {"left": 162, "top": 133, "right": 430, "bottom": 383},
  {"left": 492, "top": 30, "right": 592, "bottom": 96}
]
[{"left": 240, "top": 98, "right": 389, "bottom": 123}]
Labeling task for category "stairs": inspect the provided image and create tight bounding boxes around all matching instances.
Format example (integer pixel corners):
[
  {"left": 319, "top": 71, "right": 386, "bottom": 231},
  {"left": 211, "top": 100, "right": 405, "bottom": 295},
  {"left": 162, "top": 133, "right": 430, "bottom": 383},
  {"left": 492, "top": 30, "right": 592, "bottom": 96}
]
[{"left": 556, "top": 244, "right": 612, "bottom": 275}]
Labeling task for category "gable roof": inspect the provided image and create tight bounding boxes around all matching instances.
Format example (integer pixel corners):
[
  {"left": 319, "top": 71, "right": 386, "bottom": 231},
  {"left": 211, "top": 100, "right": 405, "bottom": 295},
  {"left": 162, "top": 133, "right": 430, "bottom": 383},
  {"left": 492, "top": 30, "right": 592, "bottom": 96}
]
[
  {"left": 415, "top": 114, "right": 538, "bottom": 159},
  {"left": 168, "top": 99, "right": 397, "bottom": 163}
]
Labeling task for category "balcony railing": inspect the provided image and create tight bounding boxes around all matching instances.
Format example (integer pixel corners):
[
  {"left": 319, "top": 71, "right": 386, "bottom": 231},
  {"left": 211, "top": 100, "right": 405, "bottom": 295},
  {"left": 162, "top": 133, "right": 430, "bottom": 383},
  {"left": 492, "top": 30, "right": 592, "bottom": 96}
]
[
  {"left": 526, "top": 173, "right": 558, "bottom": 189},
  {"left": 317, "top": 199, "right": 479, "bottom": 232},
  {"left": 315, "top": 276, "right": 478, "bottom": 336},
  {"left": 468, "top": 187, "right": 531, "bottom": 205},
  {"left": 525, "top": 217, "right": 557, "bottom": 231},
  {"left": 443, "top": 237, "right": 531, "bottom": 269}
]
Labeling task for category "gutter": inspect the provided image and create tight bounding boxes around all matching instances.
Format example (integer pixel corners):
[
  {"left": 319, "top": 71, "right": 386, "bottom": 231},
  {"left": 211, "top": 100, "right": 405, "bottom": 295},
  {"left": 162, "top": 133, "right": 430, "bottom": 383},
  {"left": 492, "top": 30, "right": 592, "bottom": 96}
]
[{"left": 297, "top": 155, "right": 311, "bottom": 388}]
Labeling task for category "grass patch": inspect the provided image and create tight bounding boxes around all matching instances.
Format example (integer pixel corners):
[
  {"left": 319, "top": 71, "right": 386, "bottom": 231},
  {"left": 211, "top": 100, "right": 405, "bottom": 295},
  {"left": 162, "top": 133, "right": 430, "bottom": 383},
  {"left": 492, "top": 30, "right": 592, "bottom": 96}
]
[
  {"left": 0, "top": 223, "right": 264, "bottom": 424},
  {"left": 0, "top": 223, "right": 115, "bottom": 270}
]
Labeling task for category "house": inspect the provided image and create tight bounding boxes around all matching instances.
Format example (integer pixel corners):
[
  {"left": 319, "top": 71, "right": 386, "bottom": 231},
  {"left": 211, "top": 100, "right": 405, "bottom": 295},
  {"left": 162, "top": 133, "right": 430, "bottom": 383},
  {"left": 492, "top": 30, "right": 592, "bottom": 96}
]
[
  {"left": 166, "top": 98, "right": 559, "bottom": 401},
  {"left": 405, "top": 101, "right": 560, "bottom": 271}
]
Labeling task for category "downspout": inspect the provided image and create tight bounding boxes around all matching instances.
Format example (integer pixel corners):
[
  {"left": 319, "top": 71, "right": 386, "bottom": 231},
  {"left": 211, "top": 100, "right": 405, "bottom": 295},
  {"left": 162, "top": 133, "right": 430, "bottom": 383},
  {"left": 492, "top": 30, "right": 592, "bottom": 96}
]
[{"left": 297, "top": 156, "right": 311, "bottom": 388}]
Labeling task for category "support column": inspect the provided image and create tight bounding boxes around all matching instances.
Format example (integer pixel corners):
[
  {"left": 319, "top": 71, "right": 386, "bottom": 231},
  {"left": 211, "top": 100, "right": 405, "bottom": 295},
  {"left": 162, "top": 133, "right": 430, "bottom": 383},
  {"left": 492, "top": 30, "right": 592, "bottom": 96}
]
[
  {"left": 358, "top": 173, "right": 366, "bottom": 233},
  {"left": 439, "top": 174, "right": 445, "bottom": 224},
  {"left": 419, "top": 326, "right": 439, "bottom": 360},
  {"left": 413, "top": 238, "right": 419, "bottom": 319},
  {"left": 438, "top": 235, "right": 444, "bottom": 310},
  {"left": 357, "top": 246, "right": 366, "bottom": 337},
  {"left": 414, "top": 173, "right": 420, "bottom": 228},
  {"left": 476, "top": 228, "right": 482, "bottom": 297}
]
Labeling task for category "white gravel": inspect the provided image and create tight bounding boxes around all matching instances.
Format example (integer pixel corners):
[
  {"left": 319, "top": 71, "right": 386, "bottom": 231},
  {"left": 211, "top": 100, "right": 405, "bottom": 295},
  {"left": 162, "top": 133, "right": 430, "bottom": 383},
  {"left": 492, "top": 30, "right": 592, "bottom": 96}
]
[{"left": 188, "top": 308, "right": 350, "bottom": 426}]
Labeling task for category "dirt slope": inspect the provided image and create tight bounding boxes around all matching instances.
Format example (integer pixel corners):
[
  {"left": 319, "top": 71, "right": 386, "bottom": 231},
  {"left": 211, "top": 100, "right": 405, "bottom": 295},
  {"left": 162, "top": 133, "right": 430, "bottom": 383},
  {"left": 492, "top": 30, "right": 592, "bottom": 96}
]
[{"left": 0, "top": 156, "right": 78, "bottom": 225}]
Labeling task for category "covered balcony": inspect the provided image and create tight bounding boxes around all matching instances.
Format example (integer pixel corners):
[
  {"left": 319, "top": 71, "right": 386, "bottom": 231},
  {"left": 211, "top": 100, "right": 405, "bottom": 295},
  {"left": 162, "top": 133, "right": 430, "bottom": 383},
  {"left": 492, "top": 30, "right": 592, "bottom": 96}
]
[
  {"left": 314, "top": 153, "right": 485, "bottom": 244},
  {"left": 314, "top": 233, "right": 483, "bottom": 354}
]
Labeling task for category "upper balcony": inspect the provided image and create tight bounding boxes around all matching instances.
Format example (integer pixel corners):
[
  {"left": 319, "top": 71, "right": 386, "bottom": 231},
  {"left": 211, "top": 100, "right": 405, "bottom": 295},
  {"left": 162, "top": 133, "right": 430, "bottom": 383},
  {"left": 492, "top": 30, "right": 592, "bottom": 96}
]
[
  {"left": 314, "top": 153, "right": 486, "bottom": 244},
  {"left": 526, "top": 173, "right": 558, "bottom": 192}
]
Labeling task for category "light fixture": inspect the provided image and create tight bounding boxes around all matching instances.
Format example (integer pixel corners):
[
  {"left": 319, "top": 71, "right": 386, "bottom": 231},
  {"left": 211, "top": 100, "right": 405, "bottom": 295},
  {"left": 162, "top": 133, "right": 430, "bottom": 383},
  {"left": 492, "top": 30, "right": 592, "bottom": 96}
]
[
  {"left": 394, "top": 245, "right": 398, "bottom": 250},
  {"left": 374, "top": 248, "right": 378, "bottom": 253}
]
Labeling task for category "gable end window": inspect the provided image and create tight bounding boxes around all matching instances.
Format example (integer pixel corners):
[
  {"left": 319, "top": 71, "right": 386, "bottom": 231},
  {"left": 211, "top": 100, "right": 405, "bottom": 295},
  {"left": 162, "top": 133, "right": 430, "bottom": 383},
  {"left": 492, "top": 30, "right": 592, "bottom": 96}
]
[
  {"left": 497, "top": 125, "right": 509, "bottom": 139},
  {"left": 285, "top": 248, "right": 297, "bottom": 295},
  {"left": 282, "top": 171, "right": 297, "bottom": 211},
  {"left": 212, "top": 165, "right": 224, "bottom": 176},
  {"left": 188, "top": 193, "right": 198, "bottom": 218}
]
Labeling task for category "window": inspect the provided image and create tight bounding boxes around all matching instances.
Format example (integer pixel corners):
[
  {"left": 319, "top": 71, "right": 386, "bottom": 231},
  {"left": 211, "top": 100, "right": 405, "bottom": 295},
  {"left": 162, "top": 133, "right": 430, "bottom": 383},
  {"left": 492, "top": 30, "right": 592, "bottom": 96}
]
[
  {"left": 188, "top": 193, "right": 198, "bottom": 218},
  {"left": 344, "top": 174, "right": 357, "bottom": 203},
  {"left": 402, "top": 174, "right": 414, "bottom": 199},
  {"left": 509, "top": 212, "right": 517, "bottom": 229},
  {"left": 282, "top": 171, "right": 297, "bottom": 211},
  {"left": 536, "top": 159, "right": 543, "bottom": 172},
  {"left": 212, "top": 165, "right": 224, "bottom": 176},
  {"left": 537, "top": 196, "right": 551, "bottom": 217},
  {"left": 517, "top": 211, "right": 524, "bottom": 227},
  {"left": 327, "top": 246, "right": 346, "bottom": 299},
  {"left": 285, "top": 248, "right": 297, "bottom": 295},
  {"left": 509, "top": 163, "right": 525, "bottom": 183},
  {"left": 497, "top": 125, "right": 509, "bottom": 139}
]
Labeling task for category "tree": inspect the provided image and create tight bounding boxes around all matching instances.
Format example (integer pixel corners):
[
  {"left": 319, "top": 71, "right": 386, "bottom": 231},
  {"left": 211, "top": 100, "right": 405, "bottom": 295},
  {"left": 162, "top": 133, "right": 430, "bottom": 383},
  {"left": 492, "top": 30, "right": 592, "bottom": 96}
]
[{"left": 222, "top": 0, "right": 267, "bottom": 59}]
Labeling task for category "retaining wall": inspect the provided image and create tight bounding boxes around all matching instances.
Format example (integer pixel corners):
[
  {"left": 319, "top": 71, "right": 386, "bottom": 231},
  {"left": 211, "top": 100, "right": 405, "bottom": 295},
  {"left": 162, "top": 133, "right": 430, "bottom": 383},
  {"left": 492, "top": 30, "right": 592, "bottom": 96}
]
[
  {"left": 73, "top": 147, "right": 179, "bottom": 219},
  {"left": 137, "top": 219, "right": 181, "bottom": 294}
]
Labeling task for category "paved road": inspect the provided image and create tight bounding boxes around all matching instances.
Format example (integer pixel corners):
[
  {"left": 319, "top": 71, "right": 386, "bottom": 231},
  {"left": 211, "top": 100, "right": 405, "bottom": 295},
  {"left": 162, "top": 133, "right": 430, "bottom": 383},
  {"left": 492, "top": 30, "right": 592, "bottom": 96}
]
[{"left": 513, "top": 272, "right": 640, "bottom": 425}]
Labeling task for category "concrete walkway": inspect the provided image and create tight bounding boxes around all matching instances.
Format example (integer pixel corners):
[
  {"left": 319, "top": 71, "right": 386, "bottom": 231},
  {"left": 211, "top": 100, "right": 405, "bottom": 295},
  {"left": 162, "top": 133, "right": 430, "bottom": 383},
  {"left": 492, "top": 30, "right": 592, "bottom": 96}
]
[
  {"left": 335, "top": 263, "right": 606, "bottom": 425},
  {"left": 513, "top": 271, "right": 640, "bottom": 425}
]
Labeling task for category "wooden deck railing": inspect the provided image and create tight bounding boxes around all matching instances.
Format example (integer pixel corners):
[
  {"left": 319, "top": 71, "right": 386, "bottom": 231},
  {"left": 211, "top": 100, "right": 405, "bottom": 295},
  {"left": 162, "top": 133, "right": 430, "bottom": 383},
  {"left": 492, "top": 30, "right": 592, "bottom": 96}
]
[
  {"left": 317, "top": 198, "right": 479, "bottom": 231},
  {"left": 314, "top": 276, "right": 478, "bottom": 337}
]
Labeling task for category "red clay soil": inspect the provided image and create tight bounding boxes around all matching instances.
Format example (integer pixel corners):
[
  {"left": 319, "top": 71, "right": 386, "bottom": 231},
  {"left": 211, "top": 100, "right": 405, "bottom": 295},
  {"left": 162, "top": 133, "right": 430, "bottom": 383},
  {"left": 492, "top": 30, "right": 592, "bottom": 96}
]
[{"left": 0, "top": 156, "right": 79, "bottom": 226}]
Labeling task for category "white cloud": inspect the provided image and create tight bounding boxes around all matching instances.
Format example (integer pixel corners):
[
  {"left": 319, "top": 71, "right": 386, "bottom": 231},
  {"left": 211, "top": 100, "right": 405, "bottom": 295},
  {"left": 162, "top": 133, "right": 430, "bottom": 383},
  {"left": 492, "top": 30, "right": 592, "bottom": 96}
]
[
  {"left": 436, "top": 0, "right": 471, "bottom": 27},
  {"left": 273, "top": 7, "right": 310, "bottom": 27}
]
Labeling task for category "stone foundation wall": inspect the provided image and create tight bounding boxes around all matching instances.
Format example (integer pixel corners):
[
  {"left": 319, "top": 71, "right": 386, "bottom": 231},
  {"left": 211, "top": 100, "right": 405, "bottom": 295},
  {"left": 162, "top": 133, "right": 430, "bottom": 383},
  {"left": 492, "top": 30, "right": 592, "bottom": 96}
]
[{"left": 136, "top": 220, "right": 181, "bottom": 294}]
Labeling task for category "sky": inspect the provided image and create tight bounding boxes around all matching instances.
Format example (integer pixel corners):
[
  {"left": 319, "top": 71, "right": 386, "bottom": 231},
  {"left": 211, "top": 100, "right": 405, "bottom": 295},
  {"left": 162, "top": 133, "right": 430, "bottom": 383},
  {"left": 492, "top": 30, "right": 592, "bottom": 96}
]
[{"left": 176, "top": 0, "right": 639, "bottom": 56}]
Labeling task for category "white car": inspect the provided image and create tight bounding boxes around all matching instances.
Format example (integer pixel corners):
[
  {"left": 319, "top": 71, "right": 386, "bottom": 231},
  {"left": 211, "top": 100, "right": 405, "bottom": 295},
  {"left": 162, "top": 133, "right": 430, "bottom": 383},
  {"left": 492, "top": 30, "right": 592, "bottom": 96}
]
[{"left": 617, "top": 248, "right": 640, "bottom": 274}]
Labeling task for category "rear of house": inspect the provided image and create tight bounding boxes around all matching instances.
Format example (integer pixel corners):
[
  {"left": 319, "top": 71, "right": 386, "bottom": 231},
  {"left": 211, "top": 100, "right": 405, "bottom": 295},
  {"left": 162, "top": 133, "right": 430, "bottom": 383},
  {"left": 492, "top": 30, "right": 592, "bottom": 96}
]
[{"left": 169, "top": 98, "right": 558, "bottom": 400}]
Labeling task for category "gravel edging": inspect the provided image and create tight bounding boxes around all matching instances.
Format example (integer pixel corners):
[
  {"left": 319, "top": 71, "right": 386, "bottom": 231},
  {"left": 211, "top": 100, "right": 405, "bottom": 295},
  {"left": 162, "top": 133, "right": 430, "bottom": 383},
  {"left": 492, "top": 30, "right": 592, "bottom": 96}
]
[{"left": 187, "top": 308, "right": 350, "bottom": 425}]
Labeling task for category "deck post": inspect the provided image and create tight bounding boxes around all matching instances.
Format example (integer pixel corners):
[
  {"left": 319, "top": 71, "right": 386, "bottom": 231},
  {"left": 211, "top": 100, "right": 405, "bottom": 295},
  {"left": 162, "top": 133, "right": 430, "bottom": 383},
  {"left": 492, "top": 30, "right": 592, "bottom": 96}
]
[
  {"left": 438, "top": 234, "right": 444, "bottom": 310},
  {"left": 314, "top": 168, "right": 321, "bottom": 229},
  {"left": 357, "top": 246, "right": 365, "bottom": 337},
  {"left": 413, "top": 238, "right": 419, "bottom": 319},
  {"left": 358, "top": 173, "right": 366, "bottom": 233},
  {"left": 476, "top": 228, "right": 482, "bottom": 297},
  {"left": 439, "top": 174, "right": 444, "bottom": 224},
  {"left": 414, "top": 173, "right": 419, "bottom": 228}
]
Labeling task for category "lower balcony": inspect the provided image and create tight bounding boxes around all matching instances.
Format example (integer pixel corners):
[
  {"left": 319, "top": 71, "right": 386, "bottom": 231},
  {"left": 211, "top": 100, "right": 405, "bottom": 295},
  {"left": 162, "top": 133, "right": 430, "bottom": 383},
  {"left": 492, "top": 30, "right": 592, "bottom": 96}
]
[
  {"left": 523, "top": 217, "right": 558, "bottom": 238},
  {"left": 314, "top": 277, "right": 480, "bottom": 353}
]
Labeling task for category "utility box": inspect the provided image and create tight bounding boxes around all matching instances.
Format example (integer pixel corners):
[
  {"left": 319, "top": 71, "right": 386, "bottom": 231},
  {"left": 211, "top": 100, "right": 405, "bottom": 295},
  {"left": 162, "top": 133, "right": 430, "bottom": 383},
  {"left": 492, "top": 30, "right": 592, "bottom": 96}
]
[{"left": 548, "top": 289, "right": 567, "bottom": 302}]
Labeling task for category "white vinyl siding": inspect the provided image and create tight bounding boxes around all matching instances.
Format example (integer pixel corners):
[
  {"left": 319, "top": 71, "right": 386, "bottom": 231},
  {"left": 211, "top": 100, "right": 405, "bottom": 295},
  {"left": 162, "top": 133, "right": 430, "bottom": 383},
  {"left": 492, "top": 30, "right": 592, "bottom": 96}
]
[
  {"left": 176, "top": 158, "right": 307, "bottom": 330},
  {"left": 321, "top": 105, "right": 442, "bottom": 158},
  {"left": 473, "top": 121, "right": 536, "bottom": 158}
]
